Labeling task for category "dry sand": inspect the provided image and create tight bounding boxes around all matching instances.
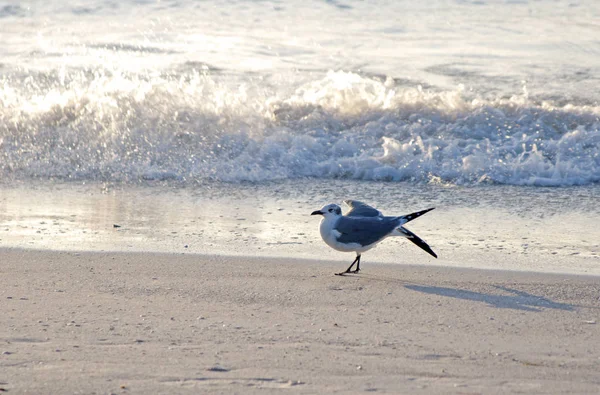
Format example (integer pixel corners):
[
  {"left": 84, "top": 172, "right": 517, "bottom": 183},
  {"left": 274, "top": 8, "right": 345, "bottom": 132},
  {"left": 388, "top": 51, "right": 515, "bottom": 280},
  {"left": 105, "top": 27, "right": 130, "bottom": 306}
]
[{"left": 1, "top": 249, "right": 600, "bottom": 394}]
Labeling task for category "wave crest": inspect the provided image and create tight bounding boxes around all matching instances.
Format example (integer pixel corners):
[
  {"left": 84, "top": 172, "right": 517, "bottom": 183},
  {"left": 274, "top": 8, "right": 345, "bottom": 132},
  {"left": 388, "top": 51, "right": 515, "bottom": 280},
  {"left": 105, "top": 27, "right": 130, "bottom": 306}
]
[{"left": 1, "top": 69, "right": 599, "bottom": 186}]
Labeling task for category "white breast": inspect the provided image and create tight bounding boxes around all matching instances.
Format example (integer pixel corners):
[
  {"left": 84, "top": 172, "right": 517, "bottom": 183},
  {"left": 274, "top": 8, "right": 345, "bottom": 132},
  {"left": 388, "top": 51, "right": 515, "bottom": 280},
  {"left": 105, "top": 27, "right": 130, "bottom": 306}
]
[{"left": 319, "top": 216, "right": 371, "bottom": 253}]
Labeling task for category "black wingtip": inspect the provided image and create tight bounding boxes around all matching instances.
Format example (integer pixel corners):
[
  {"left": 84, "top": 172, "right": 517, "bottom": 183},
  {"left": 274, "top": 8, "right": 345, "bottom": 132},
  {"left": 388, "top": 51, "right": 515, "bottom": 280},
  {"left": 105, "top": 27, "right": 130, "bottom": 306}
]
[
  {"left": 399, "top": 227, "right": 438, "bottom": 259},
  {"left": 401, "top": 207, "right": 436, "bottom": 224},
  {"left": 420, "top": 244, "right": 438, "bottom": 259}
]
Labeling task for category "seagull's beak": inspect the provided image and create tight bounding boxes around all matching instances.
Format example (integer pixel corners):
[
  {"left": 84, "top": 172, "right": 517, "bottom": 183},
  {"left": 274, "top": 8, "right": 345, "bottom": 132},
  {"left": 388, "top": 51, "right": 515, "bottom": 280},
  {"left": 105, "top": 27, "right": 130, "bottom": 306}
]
[{"left": 310, "top": 210, "right": 323, "bottom": 216}]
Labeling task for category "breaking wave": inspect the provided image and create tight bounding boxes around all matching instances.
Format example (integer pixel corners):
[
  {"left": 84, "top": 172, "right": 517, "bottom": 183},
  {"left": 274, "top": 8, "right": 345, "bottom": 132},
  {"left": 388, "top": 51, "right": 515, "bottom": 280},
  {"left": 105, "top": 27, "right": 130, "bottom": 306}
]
[{"left": 1, "top": 69, "right": 599, "bottom": 186}]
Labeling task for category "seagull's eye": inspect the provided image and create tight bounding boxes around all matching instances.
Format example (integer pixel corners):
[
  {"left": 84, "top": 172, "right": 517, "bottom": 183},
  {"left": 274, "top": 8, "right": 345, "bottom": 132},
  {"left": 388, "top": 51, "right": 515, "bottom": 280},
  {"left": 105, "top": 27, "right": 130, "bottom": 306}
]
[{"left": 328, "top": 208, "right": 333, "bottom": 212}]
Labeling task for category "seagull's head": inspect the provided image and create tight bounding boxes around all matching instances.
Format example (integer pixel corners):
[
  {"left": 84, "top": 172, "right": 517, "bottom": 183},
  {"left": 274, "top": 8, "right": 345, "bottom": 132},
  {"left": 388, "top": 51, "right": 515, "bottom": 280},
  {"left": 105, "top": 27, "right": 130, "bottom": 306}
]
[{"left": 311, "top": 204, "right": 342, "bottom": 218}]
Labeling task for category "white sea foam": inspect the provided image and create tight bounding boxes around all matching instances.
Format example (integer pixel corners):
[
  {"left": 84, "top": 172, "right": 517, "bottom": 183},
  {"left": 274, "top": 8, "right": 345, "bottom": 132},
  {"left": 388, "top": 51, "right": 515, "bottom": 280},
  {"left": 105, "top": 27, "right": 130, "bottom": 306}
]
[{"left": 1, "top": 69, "right": 598, "bottom": 186}]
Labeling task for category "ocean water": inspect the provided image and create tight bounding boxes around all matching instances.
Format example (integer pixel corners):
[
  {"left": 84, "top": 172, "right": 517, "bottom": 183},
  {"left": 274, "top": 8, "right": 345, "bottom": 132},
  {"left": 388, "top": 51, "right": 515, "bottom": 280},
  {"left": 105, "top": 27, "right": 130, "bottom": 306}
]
[
  {"left": 1, "top": 0, "right": 599, "bottom": 186},
  {"left": 1, "top": 0, "right": 599, "bottom": 272}
]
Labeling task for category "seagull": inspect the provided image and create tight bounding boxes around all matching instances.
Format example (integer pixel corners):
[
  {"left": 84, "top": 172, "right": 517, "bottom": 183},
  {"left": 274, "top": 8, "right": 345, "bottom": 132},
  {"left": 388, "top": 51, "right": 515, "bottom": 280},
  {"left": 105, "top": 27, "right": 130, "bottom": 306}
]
[{"left": 311, "top": 200, "right": 437, "bottom": 275}]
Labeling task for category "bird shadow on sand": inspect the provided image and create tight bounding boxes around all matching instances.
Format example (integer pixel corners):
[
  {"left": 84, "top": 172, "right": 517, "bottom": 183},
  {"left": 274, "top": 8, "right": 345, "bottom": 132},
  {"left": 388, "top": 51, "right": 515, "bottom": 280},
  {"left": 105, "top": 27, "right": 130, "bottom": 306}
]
[{"left": 404, "top": 284, "right": 575, "bottom": 312}]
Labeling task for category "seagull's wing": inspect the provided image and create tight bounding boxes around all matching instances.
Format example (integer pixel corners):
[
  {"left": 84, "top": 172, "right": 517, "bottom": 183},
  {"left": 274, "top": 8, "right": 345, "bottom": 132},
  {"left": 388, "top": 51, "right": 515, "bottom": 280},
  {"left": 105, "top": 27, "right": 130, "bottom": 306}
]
[
  {"left": 398, "top": 227, "right": 438, "bottom": 258},
  {"left": 334, "top": 216, "right": 399, "bottom": 246},
  {"left": 343, "top": 200, "right": 383, "bottom": 217},
  {"left": 399, "top": 207, "right": 435, "bottom": 226}
]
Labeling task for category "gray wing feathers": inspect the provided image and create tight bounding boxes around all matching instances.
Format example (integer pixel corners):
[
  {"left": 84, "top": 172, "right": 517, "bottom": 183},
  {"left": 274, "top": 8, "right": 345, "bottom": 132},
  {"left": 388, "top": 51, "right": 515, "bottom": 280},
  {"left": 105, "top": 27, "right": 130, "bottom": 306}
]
[
  {"left": 335, "top": 202, "right": 437, "bottom": 253},
  {"left": 343, "top": 200, "right": 383, "bottom": 217},
  {"left": 334, "top": 216, "right": 399, "bottom": 246}
]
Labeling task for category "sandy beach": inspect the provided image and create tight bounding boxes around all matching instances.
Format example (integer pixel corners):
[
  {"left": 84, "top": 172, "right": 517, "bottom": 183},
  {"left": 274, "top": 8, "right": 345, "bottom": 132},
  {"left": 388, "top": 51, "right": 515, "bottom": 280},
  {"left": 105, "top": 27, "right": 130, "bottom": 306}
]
[
  {"left": 2, "top": 0, "right": 600, "bottom": 393},
  {"left": 2, "top": 249, "right": 599, "bottom": 394}
]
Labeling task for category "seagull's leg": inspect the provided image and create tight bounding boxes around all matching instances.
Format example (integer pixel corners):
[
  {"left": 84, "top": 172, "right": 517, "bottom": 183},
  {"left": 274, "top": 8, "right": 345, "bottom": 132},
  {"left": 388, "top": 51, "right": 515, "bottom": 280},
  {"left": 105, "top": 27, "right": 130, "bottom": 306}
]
[
  {"left": 335, "top": 254, "right": 360, "bottom": 276},
  {"left": 350, "top": 255, "right": 361, "bottom": 273}
]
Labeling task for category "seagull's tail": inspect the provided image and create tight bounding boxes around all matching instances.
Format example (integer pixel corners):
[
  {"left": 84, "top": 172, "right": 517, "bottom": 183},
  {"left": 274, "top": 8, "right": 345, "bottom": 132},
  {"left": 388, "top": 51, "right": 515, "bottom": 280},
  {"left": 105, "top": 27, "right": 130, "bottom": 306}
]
[
  {"left": 398, "top": 207, "right": 435, "bottom": 226},
  {"left": 397, "top": 226, "right": 438, "bottom": 258}
]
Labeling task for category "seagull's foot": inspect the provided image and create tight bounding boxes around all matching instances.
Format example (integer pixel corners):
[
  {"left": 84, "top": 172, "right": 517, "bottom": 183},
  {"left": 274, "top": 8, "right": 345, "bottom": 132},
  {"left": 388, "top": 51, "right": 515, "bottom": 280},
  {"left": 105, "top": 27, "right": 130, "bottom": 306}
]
[{"left": 335, "top": 269, "right": 360, "bottom": 276}]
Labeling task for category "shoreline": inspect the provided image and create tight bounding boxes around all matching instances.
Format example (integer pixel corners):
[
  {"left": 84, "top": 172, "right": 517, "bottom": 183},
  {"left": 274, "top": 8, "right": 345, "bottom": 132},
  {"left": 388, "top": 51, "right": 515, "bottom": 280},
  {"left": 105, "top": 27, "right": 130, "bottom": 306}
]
[
  {"left": 2, "top": 249, "right": 599, "bottom": 393},
  {"left": 3, "top": 246, "right": 600, "bottom": 279},
  {"left": 1, "top": 181, "right": 599, "bottom": 277}
]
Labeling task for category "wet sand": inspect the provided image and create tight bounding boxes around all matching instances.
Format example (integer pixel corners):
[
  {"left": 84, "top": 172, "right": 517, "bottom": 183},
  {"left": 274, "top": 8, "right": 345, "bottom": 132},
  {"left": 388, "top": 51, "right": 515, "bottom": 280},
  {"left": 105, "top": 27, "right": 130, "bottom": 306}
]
[
  {"left": 2, "top": 249, "right": 599, "bottom": 394},
  {"left": 1, "top": 182, "right": 599, "bottom": 276}
]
